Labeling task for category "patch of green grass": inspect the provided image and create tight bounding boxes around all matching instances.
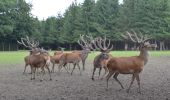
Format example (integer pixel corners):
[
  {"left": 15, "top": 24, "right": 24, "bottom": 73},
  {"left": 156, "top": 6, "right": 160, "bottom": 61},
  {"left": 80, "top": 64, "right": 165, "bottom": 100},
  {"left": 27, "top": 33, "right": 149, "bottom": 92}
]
[
  {"left": 0, "top": 50, "right": 170, "bottom": 65},
  {"left": 88, "top": 51, "right": 170, "bottom": 60},
  {"left": 0, "top": 51, "right": 29, "bottom": 65}
]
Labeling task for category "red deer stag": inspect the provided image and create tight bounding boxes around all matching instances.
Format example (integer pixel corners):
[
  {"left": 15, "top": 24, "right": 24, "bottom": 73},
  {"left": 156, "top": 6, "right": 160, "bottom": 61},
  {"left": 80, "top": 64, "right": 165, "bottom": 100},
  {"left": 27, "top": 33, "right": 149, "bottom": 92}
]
[
  {"left": 17, "top": 36, "right": 52, "bottom": 81},
  {"left": 91, "top": 36, "right": 113, "bottom": 81},
  {"left": 106, "top": 31, "right": 157, "bottom": 93},
  {"left": 73, "top": 34, "right": 95, "bottom": 71},
  {"left": 56, "top": 35, "right": 94, "bottom": 74}
]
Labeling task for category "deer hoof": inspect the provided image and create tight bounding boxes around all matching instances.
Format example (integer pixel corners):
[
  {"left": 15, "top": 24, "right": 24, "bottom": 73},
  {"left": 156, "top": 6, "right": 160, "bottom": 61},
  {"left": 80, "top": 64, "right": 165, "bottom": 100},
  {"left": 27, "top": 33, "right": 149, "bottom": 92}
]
[
  {"left": 50, "top": 79, "right": 52, "bottom": 81},
  {"left": 105, "top": 88, "right": 109, "bottom": 91},
  {"left": 91, "top": 78, "right": 95, "bottom": 81}
]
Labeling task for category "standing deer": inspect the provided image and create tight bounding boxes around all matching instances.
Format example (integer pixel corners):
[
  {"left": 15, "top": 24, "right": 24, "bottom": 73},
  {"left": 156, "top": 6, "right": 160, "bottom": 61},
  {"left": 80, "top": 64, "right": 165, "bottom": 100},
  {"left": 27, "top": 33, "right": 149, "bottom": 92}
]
[
  {"left": 57, "top": 35, "right": 95, "bottom": 75},
  {"left": 23, "top": 54, "right": 31, "bottom": 74},
  {"left": 50, "top": 51, "right": 64, "bottom": 73},
  {"left": 58, "top": 52, "right": 82, "bottom": 75},
  {"left": 17, "top": 36, "right": 52, "bottom": 81},
  {"left": 73, "top": 34, "right": 94, "bottom": 71},
  {"left": 106, "top": 31, "right": 157, "bottom": 93},
  {"left": 91, "top": 36, "right": 113, "bottom": 81}
]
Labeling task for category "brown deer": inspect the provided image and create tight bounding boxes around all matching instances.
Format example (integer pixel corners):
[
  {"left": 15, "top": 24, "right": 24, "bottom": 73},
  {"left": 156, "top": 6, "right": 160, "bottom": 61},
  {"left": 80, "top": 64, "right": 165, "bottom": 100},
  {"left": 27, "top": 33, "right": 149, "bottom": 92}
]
[
  {"left": 73, "top": 34, "right": 95, "bottom": 71},
  {"left": 23, "top": 55, "right": 31, "bottom": 74},
  {"left": 58, "top": 52, "right": 82, "bottom": 75},
  {"left": 17, "top": 36, "right": 52, "bottom": 81},
  {"left": 106, "top": 31, "right": 157, "bottom": 93},
  {"left": 50, "top": 51, "right": 64, "bottom": 73},
  {"left": 91, "top": 36, "right": 113, "bottom": 81}
]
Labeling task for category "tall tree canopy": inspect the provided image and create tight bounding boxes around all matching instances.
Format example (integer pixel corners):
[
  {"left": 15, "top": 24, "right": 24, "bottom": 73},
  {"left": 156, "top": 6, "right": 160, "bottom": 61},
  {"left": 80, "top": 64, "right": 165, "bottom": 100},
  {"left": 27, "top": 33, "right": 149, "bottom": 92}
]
[{"left": 1, "top": 0, "right": 170, "bottom": 50}]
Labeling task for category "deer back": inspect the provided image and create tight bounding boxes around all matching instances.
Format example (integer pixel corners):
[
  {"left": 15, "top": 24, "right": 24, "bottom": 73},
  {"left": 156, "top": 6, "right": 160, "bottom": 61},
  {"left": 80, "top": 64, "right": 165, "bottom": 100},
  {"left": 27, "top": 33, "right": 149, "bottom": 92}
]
[
  {"left": 107, "top": 56, "right": 145, "bottom": 74},
  {"left": 51, "top": 51, "right": 64, "bottom": 63},
  {"left": 60, "top": 53, "right": 81, "bottom": 63}
]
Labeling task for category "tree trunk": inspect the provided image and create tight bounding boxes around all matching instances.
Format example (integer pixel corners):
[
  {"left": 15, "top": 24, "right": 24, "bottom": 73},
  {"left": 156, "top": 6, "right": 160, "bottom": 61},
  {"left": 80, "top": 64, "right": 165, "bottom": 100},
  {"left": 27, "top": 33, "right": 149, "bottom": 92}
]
[
  {"left": 160, "top": 41, "right": 165, "bottom": 51},
  {"left": 9, "top": 43, "right": 10, "bottom": 51},
  {"left": 2, "top": 42, "right": 4, "bottom": 51},
  {"left": 124, "top": 42, "right": 128, "bottom": 51},
  {"left": 69, "top": 44, "right": 72, "bottom": 50}
]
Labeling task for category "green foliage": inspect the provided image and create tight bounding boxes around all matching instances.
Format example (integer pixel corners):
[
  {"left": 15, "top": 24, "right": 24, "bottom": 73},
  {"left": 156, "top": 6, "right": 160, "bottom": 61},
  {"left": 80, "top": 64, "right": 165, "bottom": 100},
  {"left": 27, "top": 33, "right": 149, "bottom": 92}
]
[{"left": 1, "top": 0, "right": 170, "bottom": 50}]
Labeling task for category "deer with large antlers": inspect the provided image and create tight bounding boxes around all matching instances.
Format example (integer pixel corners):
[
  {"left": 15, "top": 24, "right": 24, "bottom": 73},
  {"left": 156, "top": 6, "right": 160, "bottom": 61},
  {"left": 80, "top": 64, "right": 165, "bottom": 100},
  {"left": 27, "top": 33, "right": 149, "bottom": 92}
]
[
  {"left": 57, "top": 35, "right": 95, "bottom": 75},
  {"left": 74, "top": 34, "right": 95, "bottom": 70},
  {"left": 17, "top": 36, "right": 52, "bottom": 81},
  {"left": 106, "top": 31, "right": 157, "bottom": 93},
  {"left": 91, "top": 36, "right": 113, "bottom": 81}
]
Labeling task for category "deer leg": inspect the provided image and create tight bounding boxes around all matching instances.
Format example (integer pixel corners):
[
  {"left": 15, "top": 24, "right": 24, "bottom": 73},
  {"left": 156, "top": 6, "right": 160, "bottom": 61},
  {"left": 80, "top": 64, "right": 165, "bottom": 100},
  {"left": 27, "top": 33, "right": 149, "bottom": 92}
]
[
  {"left": 77, "top": 63, "right": 81, "bottom": 75},
  {"left": 68, "top": 63, "right": 71, "bottom": 70},
  {"left": 36, "top": 68, "right": 40, "bottom": 75},
  {"left": 40, "top": 67, "right": 45, "bottom": 82},
  {"left": 127, "top": 74, "right": 135, "bottom": 93},
  {"left": 33, "top": 67, "right": 36, "bottom": 80},
  {"left": 63, "top": 63, "right": 69, "bottom": 74},
  {"left": 106, "top": 71, "right": 114, "bottom": 89},
  {"left": 82, "top": 60, "right": 85, "bottom": 71},
  {"left": 113, "top": 73, "right": 124, "bottom": 89},
  {"left": 71, "top": 63, "right": 76, "bottom": 75},
  {"left": 30, "top": 66, "right": 33, "bottom": 80},
  {"left": 135, "top": 74, "right": 141, "bottom": 93},
  {"left": 23, "top": 64, "right": 28, "bottom": 74},
  {"left": 29, "top": 66, "right": 33, "bottom": 74},
  {"left": 91, "top": 67, "right": 96, "bottom": 81},
  {"left": 45, "top": 66, "right": 52, "bottom": 81},
  {"left": 98, "top": 67, "right": 102, "bottom": 79},
  {"left": 51, "top": 63, "right": 55, "bottom": 73},
  {"left": 101, "top": 66, "right": 108, "bottom": 80},
  {"left": 58, "top": 63, "right": 63, "bottom": 74}
]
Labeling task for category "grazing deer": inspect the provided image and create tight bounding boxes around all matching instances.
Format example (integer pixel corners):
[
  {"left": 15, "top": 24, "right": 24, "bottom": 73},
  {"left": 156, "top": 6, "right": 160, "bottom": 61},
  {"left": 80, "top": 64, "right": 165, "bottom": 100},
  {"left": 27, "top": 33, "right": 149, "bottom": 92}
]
[
  {"left": 17, "top": 36, "right": 52, "bottom": 81},
  {"left": 106, "top": 31, "right": 157, "bottom": 93},
  {"left": 91, "top": 36, "right": 113, "bottom": 81}
]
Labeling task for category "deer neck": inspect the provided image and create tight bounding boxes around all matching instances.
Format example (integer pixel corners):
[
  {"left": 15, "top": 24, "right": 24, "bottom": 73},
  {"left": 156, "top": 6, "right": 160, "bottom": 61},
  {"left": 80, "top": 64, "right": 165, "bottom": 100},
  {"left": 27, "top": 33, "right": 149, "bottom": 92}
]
[
  {"left": 139, "top": 49, "right": 149, "bottom": 65},
  {"left": 81, "top": 50, "right": 89, "bottom": 59}
]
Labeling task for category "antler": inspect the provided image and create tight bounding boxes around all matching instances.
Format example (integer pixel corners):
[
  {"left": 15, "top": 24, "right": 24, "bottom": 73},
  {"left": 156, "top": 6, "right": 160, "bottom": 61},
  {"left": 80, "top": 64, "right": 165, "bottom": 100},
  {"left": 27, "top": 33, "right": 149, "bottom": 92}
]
[
  {"left": 86, "top": 34, "right": 100, "bottom": 51},
  {"left": 77, "top": 34, "right": 97, "bottom": 50},
  {"left": 123, "top": 30, "right": 151, "bottom": 43},
  {"left": 17, "top": 36, "right": 39, "bottom": 49},
  {"left": 77, "top": 34, "right": 88, "bottom": 48},
  {"left": 95, "top": 36, "right": 113, "bottom": 52}
]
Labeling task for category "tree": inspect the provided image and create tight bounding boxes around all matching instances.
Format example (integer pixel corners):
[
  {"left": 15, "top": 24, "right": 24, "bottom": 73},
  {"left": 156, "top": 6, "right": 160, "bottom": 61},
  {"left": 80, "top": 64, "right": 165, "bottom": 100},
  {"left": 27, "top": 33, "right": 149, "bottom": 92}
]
[{"left": 94, "top": 0, "right": 119, "bottom": 39}]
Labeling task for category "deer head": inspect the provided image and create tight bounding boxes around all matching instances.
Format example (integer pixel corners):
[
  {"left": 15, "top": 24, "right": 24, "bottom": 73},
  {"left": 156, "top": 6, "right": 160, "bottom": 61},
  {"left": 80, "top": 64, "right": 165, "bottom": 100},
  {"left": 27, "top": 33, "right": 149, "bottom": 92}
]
[
  {"left": 94, "top": 36, "right": 113, "bottom": 59},
  {"left": 17, "top": 36, "right": 41, "bottom": 55},
  {"left": 77, "top": 34, "right": 94, "bottom": 53},
  {"left": 122, "top": 30, "right": 157, "bottom": 51}
]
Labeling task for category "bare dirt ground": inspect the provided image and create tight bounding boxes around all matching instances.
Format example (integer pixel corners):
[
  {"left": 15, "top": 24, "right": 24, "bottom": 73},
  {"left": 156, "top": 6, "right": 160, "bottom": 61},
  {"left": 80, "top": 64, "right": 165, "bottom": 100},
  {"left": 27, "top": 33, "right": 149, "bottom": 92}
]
[{"left": 0, "top": 56, "right": 170, "bottom": 100}]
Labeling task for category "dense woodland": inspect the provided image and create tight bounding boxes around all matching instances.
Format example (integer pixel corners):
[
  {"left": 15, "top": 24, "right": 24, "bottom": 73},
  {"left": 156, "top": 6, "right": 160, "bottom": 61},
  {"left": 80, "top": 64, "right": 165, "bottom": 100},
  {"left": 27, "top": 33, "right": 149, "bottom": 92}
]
[{"left": 0, "top": 0, "right": 170, "bottom": 51}]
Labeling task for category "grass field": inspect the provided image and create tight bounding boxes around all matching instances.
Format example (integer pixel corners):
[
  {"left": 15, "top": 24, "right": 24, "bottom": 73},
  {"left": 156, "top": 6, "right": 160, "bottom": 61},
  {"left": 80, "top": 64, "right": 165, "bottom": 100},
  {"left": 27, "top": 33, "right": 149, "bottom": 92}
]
[{"left": 0, "top": 50, "right": 170, "bottom": 65}]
